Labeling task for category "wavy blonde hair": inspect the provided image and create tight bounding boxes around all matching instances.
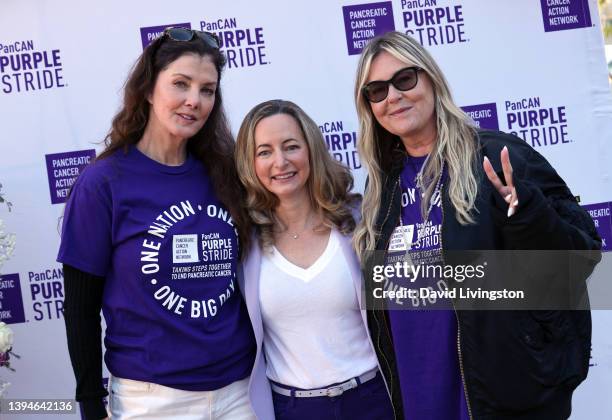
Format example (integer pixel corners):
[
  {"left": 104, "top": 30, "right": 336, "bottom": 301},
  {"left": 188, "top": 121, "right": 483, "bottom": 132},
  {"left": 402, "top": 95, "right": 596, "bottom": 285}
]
[
  {"left": 235, "top": 99, "right": 360, "bottom": 250},
  {"left": 353, "top": 31, "right": 479, "bottom": 256}
]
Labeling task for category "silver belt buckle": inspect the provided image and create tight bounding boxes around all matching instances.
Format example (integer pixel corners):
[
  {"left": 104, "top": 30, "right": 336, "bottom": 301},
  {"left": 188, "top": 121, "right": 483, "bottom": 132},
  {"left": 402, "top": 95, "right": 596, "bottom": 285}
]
[{"left": 326, "top": 385, "right": 345, "bottom": 397}]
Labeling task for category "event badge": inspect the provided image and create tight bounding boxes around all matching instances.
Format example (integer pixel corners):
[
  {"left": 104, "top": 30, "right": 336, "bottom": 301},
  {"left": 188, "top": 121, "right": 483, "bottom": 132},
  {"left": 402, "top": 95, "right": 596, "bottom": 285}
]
[{"left": 388, "top": 225, "right": 414, "bottom": 252}]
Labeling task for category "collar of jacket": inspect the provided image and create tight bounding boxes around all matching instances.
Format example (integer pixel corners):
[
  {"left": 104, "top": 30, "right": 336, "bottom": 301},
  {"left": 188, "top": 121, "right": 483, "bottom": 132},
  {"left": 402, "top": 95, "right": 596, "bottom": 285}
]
[{"left": 374, "top": 156, "right": 404, "bottom": 251}]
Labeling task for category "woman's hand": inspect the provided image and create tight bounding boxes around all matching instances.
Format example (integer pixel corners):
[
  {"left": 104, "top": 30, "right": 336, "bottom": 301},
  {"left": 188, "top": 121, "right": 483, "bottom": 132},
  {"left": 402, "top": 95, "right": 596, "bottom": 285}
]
[{"left": 483, "top": 146, "right": 519, "bottom": 218}]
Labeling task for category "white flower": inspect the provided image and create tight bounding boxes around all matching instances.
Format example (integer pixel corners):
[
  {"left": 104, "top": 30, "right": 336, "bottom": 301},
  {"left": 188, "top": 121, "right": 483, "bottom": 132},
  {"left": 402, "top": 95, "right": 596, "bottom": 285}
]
[
  {"left": 0, "top": 322, "right": 14, "bottom": 353},
  {"left": 0, "top": 218, "right": 16, "bottom": 271},
  {"left": 0, "top": 380, "right": 10, "bottom": 397}
]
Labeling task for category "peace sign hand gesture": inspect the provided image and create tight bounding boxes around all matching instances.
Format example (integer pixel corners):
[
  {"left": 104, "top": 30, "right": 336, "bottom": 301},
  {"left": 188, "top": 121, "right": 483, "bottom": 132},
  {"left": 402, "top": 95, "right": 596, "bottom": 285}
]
[{"left": 483, "top": 146, "right": 519, "bottom": 218}]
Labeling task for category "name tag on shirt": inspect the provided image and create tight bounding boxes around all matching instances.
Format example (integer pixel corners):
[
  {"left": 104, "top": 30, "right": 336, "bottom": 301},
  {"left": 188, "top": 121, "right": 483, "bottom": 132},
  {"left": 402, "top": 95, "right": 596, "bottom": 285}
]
[{"left": 388, "top": 225, "right": 415, "bottom": 252}]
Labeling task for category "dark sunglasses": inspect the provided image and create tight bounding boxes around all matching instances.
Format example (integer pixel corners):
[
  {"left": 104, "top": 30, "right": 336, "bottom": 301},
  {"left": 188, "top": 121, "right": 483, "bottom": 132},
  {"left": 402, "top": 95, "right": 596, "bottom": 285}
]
[
  {"left": 162, "top": 27, "right": 220, "bottom": 49},
  {"left": 362, "top": 66, "right": 423, "bottom": 103}
]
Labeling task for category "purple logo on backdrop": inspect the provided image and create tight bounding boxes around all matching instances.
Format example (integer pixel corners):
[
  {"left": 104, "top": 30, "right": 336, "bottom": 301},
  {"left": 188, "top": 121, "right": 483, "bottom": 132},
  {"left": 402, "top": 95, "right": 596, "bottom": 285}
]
[
  {"left": 503, "top": 96, "right": 571, "bottom": 148},
  {"left": 583, "top": 202, "right": 611, "bottom": 252},
  {"left": 540, "top": 0, "right": 592, "bottom": 32},
  {"left": 319, "top": 120, "right": 361, "bottom": 170},
  {"left": 0, "top": 273, "right": 26, "bottom": 324},
  {"left": 400, "top": 0, "right": 468, "bottom": 47},
  {"left": 30, "top": 267, "right": 65, "bottom": 321},
  {"left": 0, "top": 40, "right": 66, "bottom": 94},
  {"left": 139, "top": 23, "right": 192, "bottom": 49},
  {"left": 461, "top": 103, "right": 499, "bottom": 130},
  {"left": 342, "top": 2, "right": 395, "bottom": 55},
  {"left": 200, "top": 17, "right": 269, "bottom": 68},
  {"left": 45, "top": 149, "right": 96, "bottom": 204}
]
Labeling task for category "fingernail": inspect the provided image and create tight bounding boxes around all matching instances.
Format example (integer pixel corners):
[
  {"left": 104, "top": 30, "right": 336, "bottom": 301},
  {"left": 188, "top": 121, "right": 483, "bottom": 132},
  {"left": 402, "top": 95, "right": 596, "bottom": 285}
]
[
  {"left": 507, "top": 207, "right": 515, "bottom": 218},
  {"left": 512, "top": 200, "right": 519, "bottom": 207},
  {"left": 483, "top": 156, "right": 489, "bottom": 164},
  {"left": 504, "top": 194, "right": 512, "bottom": 203},
  {"left": 503, "top": 146, "right": 508, "bottom": 152}
]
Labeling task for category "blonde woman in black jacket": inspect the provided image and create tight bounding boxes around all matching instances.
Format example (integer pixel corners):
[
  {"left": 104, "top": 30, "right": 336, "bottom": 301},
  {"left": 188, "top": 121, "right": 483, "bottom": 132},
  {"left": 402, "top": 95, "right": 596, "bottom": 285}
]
[{"left": 353, "top": 31, "right": 601, "bottom": 420}]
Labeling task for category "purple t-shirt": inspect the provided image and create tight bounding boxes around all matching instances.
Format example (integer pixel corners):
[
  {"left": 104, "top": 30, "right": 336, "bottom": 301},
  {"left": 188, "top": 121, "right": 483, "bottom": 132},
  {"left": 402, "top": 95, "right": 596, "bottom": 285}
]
[
  {"left": 58, "top": 146, "right": 255, "bottom": 391},
  {"left": 387, "top": 155, "right": 469, "bottom": 419}
]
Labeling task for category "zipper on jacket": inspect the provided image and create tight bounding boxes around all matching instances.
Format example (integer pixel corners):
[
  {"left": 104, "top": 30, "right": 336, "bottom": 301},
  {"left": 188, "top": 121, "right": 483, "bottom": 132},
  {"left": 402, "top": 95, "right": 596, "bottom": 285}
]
[
  {"left": 439, "top": 183, "right": 474, "bottom": 420},
  {"left": 454, "top": 310, "right": 474, "bottom": 420}
]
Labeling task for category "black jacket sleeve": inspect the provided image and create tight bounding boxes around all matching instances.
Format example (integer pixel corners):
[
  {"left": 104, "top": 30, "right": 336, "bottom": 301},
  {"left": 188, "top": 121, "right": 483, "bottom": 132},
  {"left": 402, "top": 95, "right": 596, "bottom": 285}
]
[
  {"left": 482, "top": 132, "right": 601, "bottom": 312},
  {"left": 63, "top": 264, "right": 108, "bottom": 420},
  {"left": 485, "top": 135, "right": 601, "bottom": 251}
]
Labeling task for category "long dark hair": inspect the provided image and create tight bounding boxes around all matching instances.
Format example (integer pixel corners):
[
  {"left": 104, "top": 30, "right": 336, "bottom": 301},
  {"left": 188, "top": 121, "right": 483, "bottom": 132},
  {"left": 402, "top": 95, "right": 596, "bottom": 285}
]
[{"left": 98, "top": 33, "right": 251, "bottom": 256}]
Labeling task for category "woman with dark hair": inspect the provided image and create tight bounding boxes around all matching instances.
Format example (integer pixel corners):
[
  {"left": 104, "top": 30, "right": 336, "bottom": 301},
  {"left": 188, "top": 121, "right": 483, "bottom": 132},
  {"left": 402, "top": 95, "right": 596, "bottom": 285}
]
[
  {"left": 353, "top": 31, "right": 600, "bottom": 419},
  {"left": 58, "top": 28, "right": 267, "bottom": 419},
  {"left": 235, "top": 99, "right": 394, "bottom": 420}
]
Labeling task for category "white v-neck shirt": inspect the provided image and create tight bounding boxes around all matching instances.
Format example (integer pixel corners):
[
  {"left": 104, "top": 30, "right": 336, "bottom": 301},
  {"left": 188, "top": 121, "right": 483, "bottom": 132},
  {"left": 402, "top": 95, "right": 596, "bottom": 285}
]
[{"left": 259, "top": 229, "right": 378, "bottom": 388}]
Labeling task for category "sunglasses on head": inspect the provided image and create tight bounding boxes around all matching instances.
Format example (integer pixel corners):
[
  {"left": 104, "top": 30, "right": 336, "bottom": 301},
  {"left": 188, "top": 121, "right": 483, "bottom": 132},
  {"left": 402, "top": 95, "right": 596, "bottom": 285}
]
[
  {"left": 362, "top": 66, "right": 423, "bottom": 103},
  {"left": 162, "top": 27, "right": 220, "bottom": 49}
]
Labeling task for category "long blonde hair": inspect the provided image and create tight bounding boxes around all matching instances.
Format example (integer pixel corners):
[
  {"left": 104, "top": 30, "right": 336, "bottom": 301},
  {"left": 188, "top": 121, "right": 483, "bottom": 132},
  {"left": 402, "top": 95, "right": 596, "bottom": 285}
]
[
  {"left": 353, "top": 32, "right": 479, "bottom": 256},
  {"left": 235, "top": 100, "right": 360, "bottom": 250}
]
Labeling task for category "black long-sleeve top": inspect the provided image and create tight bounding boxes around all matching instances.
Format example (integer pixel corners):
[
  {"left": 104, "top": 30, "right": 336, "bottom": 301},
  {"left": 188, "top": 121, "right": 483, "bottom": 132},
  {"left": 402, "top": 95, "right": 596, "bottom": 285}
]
[{"left": 63, "top": 264, "right": 108, "bottom": 420}]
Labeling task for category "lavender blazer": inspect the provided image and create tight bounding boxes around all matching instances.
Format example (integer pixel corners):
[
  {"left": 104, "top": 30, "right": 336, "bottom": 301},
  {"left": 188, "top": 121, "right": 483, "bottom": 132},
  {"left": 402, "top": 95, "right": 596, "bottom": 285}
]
[{"left": 238, "top": 229, "right": 389, "bottom": 420}]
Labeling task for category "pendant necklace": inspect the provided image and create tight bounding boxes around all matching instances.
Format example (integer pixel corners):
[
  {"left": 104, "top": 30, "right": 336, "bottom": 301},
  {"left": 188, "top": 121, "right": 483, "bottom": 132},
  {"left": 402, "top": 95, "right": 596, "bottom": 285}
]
[{"left": 286, "top": 211, "right": 314, "bottom": 240}]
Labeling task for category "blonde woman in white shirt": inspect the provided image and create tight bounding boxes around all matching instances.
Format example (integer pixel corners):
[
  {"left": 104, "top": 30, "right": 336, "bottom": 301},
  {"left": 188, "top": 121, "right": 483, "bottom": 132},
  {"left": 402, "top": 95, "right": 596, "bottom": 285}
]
[{"left": 235, "top": 100, "right": 394, "bottom": 420}]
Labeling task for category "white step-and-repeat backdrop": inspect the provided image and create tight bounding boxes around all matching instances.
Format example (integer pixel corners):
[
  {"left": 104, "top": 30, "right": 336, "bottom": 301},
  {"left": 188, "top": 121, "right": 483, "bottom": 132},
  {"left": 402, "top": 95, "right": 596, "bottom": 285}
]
[{"left": 1, "top": 0, "right": 611, "bottom": 418}]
